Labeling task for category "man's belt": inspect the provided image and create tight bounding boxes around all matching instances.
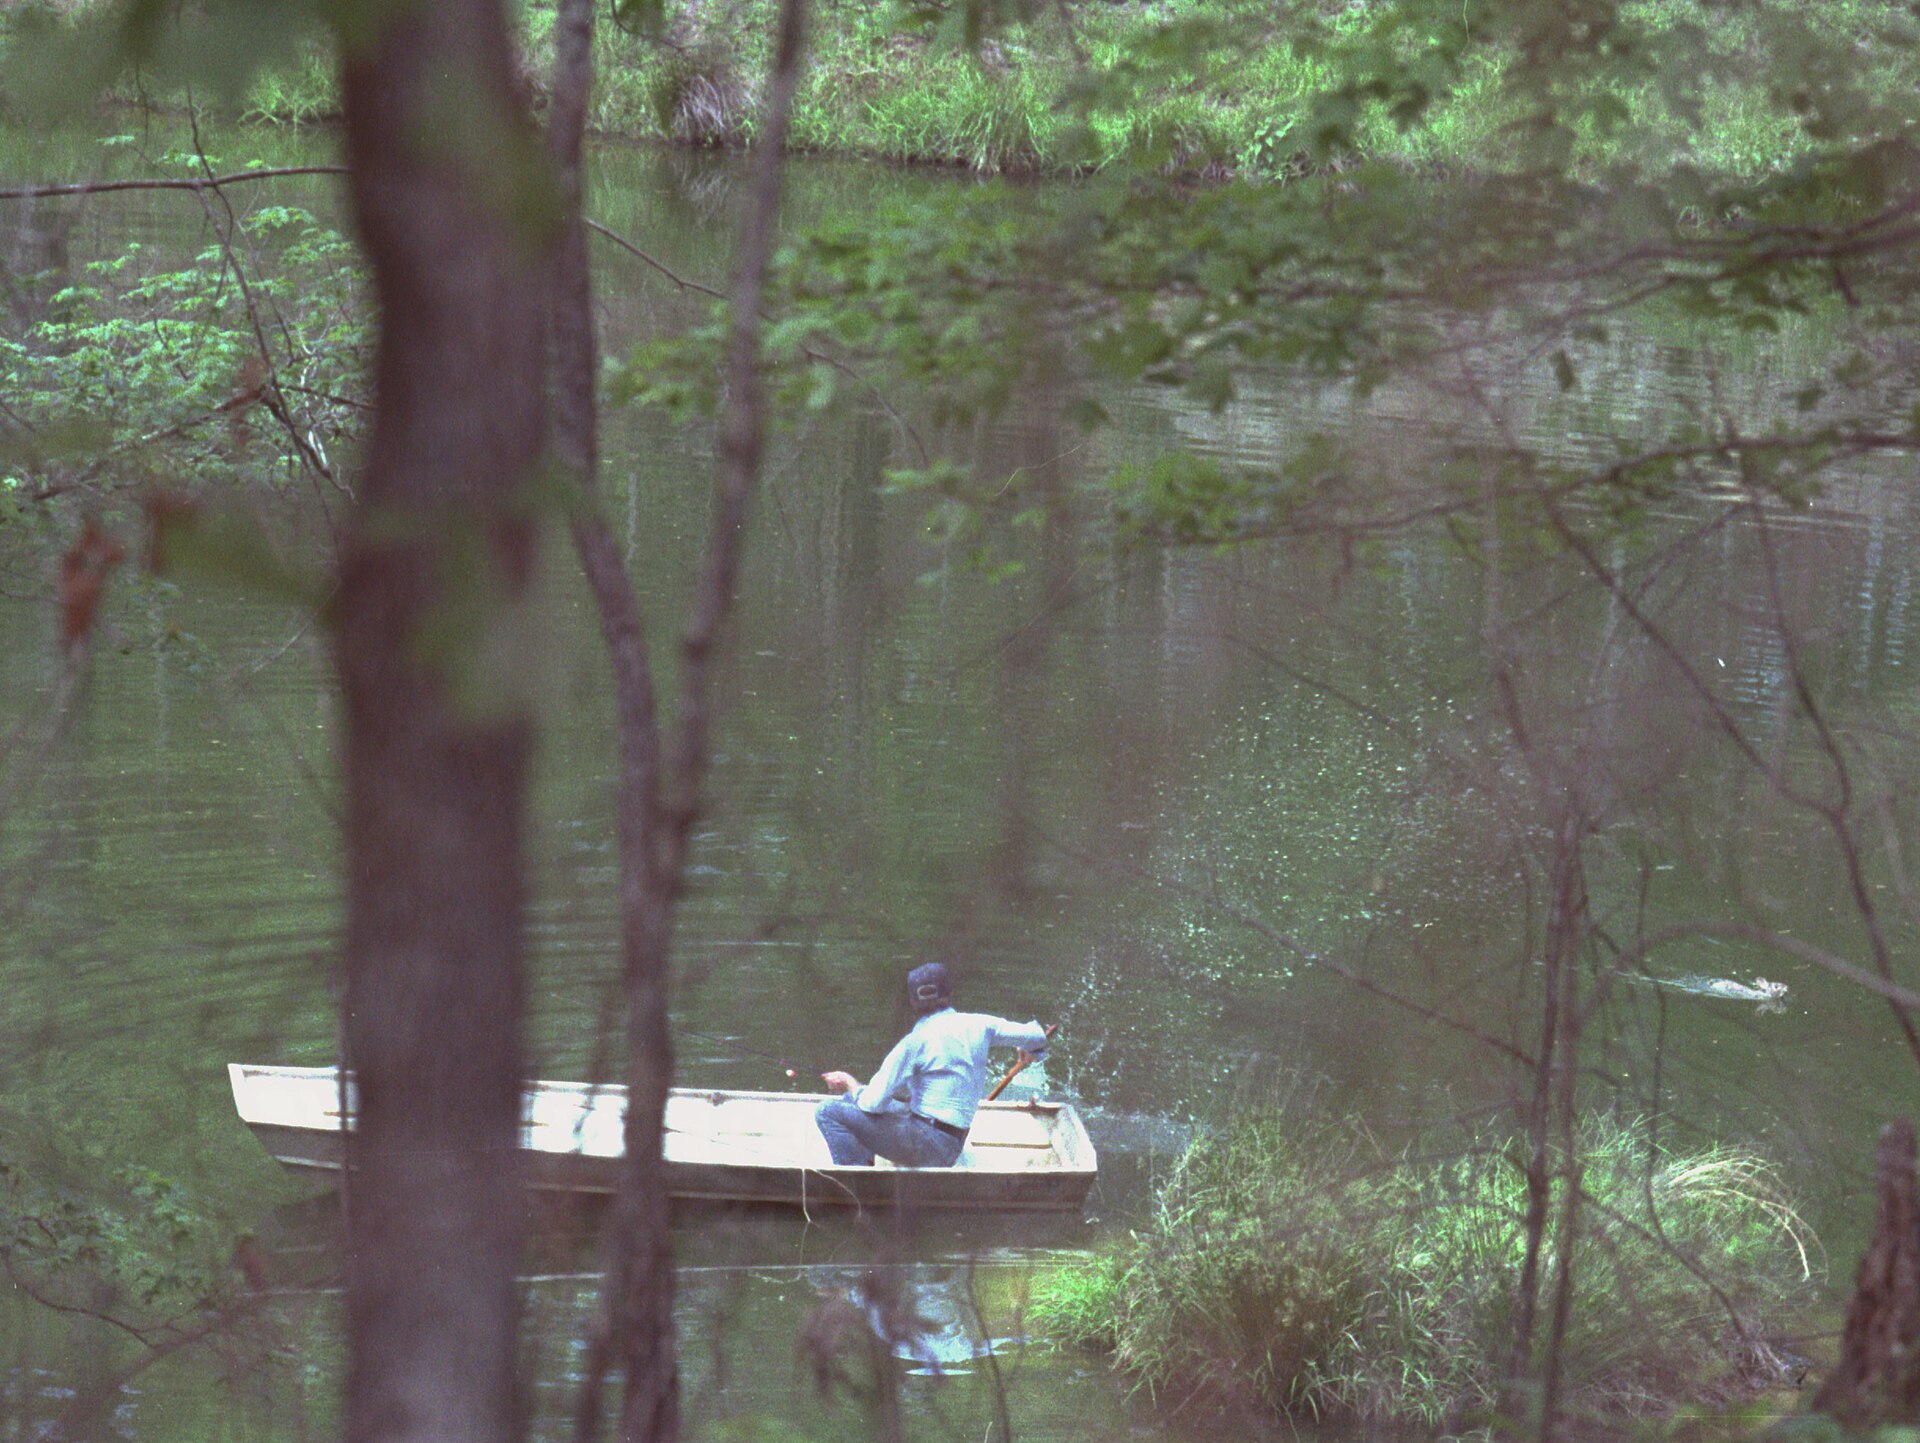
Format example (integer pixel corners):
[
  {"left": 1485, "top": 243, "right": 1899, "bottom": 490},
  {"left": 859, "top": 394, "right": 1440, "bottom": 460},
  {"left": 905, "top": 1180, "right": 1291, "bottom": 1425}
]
[{"left": 913, "top": 1113, "right": 967, "bottom": 1142}]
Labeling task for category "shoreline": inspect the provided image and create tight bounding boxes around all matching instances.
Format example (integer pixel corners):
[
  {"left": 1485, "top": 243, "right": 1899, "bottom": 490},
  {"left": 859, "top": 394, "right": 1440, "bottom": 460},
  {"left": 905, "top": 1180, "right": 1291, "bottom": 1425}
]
[{"left": 6, "top": 0, "right": 1889, "bottom": 182}]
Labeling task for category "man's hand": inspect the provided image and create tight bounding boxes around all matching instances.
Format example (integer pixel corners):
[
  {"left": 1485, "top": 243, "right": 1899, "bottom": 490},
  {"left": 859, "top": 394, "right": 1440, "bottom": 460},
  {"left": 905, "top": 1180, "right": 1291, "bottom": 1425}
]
[
  {"left": 820, "top": 1070, "right": 860, "bottom": 1095},
  {"left": 1016, "top": 1024, "right": 1058, "bottom": 1068}
]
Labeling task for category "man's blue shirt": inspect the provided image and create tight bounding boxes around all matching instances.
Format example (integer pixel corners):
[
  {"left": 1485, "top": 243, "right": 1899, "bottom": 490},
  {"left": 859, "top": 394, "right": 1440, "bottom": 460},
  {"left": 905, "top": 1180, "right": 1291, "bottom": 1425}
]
[{"left": 853, "top": 1007, "right": 1050, "bottom": 1129}]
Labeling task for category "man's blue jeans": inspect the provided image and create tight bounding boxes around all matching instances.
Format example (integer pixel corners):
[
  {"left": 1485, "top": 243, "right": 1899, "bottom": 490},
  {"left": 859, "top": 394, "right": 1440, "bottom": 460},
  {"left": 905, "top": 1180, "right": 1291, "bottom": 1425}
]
[{"left": 814, "top": 1097, "right": 965, "bottom": 1168}]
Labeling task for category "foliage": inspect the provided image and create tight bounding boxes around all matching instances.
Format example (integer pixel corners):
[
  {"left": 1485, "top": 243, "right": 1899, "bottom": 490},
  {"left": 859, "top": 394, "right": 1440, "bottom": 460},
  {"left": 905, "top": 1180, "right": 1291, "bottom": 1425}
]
[
  {"left": 608, "top": 79, "right": 1920, "bottom": 596},
  {"left": 0, "top": 195, "right": 368, "bottom": 503},
  {"left": 378, "top": 0, "right": 1920, "bottom": 175},
  {"left": 0, "top": 1108, "right": 234, "bottom": 1324},
  {"left": 569, "top": 0, "right": 1920, "bottom": 597},
  {"left": 8, "top": 0, "right": 1913, "bottom": 175},
  {"left": 1030, "top": 1115, "right": 1819, "bottom": 1428},
  {"left": 239, "top": 46, "right": 336, "bottom": 124}
]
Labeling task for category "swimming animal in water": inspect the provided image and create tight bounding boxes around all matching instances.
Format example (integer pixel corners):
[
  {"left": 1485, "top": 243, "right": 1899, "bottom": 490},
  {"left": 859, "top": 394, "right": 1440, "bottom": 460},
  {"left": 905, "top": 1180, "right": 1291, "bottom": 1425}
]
[{"left": 1645, "top": 973, "right": 1789, "bottom": 1013}]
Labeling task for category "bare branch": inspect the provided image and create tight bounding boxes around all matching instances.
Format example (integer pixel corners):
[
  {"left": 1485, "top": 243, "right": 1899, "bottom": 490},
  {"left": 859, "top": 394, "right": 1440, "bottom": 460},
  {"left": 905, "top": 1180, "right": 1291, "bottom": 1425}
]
[
  {"left": 586, "top": 216, "right": 929, "bottom": 463},
  {"left": 0, "top": 166, "right": 349, "bottom": 201}
]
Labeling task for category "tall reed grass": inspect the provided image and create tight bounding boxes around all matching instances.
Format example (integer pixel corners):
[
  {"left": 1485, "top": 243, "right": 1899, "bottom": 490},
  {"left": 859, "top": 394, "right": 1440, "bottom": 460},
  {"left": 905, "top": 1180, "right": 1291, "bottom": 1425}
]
[{"left": 1032, "top": 1115, "right": 1818, "bottom": 1430}]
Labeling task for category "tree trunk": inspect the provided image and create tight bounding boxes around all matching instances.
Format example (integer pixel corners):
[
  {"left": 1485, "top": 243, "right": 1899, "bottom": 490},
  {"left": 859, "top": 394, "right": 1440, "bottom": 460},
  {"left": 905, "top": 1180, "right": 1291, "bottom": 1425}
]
[
  {"left": 334, "top": 3, "right": 548, "bottom": 1439},
  {"left": 562, "top": 0, "right": 811, "bottom": 1434},
  {"left": 1814, "top": 1119, "right": 1920, "bottom": 1428},
  {"left": 544, "top": 0, "right": 682, "bottom": 1437}
]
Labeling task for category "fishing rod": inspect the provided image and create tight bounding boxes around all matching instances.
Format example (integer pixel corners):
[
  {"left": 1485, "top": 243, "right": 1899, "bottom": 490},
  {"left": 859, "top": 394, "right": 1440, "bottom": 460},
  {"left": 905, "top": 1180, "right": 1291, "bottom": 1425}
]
[{"left": 671, "top": 1024, "right": 826, "bottom": 1080}]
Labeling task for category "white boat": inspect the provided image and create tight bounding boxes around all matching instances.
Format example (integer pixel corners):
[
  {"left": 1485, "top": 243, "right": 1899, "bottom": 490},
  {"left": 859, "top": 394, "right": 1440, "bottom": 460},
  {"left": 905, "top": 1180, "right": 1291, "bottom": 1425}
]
[{"left": 228, "top": 1063, "right": 1098, "bottom": 1212}]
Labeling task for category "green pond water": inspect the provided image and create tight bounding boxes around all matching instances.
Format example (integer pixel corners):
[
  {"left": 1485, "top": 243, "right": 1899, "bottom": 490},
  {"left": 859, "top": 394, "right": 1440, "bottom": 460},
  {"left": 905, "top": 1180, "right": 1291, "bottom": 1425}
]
[{"left": 4, "top": 117, "right": 1920, "bottom": 1439}]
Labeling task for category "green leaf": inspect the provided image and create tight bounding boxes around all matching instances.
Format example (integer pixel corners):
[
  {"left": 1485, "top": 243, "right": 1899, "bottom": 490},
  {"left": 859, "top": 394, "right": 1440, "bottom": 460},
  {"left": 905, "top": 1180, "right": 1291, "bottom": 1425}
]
[
  {"left": 804, "top": 362, "right": 838, "bottom": 412},
  {"left": 882, "top": 460, "right": 969, "bottom": 495}
]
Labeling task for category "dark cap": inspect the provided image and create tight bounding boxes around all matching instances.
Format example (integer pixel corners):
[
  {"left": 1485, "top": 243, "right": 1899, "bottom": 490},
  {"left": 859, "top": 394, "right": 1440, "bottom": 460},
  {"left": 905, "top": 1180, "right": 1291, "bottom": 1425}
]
[{"left": 907, "top": 962, "right": 954, "bottom": 1013}]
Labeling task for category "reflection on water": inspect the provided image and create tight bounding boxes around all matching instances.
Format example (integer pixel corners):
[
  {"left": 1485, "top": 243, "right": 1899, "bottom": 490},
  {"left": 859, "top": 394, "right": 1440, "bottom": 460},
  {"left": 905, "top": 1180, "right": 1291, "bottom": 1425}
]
[
  {"left": 859, "top": 1269, "right": 1026, "bottom": 1376},
  {"left": 521, "top": 1222, "right": 1149, "bottom": 1442},
  {"left": 1, "top": 1370, "right": 139, "bottom": 1439}
]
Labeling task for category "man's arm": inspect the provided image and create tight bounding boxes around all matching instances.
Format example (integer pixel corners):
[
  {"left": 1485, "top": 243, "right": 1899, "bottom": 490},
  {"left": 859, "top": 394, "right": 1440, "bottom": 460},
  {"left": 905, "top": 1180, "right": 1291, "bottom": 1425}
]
[
  {"left": 988, "top": 1018, "right": 1052, "bottom": 1057},
  {"left": 849, "top": 1035, "right": 915, "bottom": 1113}
]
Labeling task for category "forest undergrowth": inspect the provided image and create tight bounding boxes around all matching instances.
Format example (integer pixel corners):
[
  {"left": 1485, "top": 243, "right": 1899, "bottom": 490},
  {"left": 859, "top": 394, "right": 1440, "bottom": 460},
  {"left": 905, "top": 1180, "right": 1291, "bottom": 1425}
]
[{"left": 1032, "top": 1114, "right": 1822, "bottom": 1432}]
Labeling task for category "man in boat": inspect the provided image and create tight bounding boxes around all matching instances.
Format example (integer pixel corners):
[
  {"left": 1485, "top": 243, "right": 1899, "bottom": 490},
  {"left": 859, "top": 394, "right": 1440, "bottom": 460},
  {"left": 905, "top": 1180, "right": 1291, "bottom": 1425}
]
[{"left": 814, "top": 962, "right": 1051, "bottom": 1168}]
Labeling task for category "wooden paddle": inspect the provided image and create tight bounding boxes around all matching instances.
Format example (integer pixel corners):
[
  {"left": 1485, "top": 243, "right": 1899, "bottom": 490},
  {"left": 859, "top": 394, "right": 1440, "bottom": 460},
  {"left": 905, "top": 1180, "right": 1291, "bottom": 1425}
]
[{"left": 985, "top": 1023, "right": 1058, "bottom": 1102}]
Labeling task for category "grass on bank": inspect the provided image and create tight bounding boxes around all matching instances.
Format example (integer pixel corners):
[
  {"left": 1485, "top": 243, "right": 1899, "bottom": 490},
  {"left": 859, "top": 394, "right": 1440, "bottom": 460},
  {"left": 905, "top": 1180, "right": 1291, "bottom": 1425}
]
[
  {"left": 3, "top": 0, "right": 1913, "bottom": 176},
  {"left": 1031, "top": 1115, "right": 1819, "bottom": 1430}
]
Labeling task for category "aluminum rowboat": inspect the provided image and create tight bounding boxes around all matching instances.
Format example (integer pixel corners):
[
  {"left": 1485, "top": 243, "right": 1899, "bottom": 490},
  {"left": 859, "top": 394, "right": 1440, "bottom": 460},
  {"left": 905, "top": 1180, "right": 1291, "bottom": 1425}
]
[{"left": 228, "top": 1063, "right": 1098, "bottom": 1212}]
